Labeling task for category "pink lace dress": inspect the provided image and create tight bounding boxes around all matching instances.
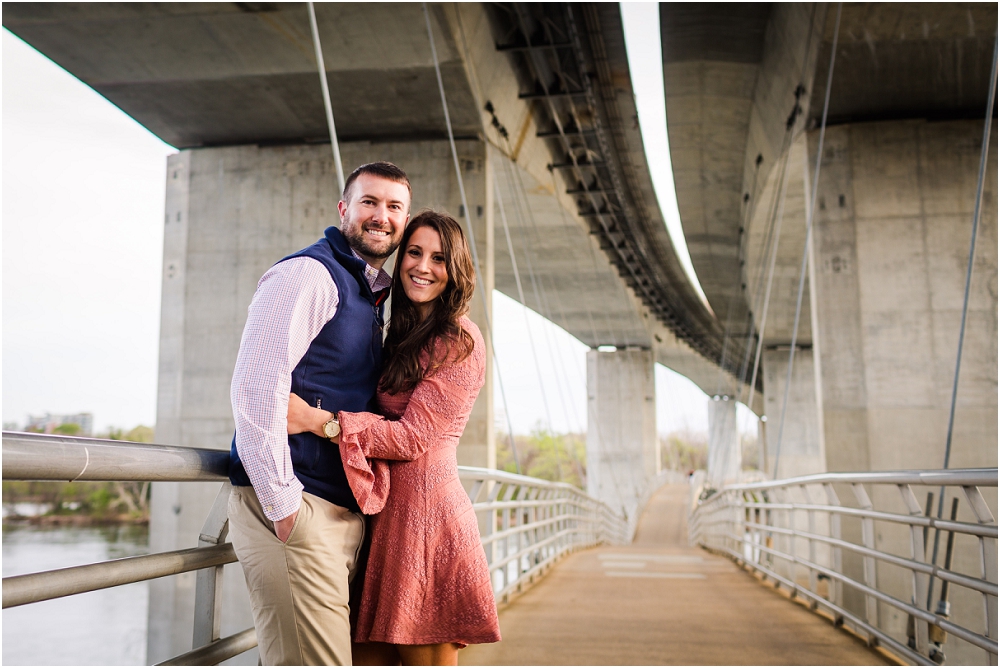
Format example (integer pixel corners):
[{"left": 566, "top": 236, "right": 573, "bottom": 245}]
[{"left": 337, "top": 317, "right": 501, "bottom": 647}]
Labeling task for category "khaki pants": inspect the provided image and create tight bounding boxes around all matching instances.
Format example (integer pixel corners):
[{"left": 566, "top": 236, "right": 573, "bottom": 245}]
[{"left": 228, "top": 487, "right": 365, "bottom": 666}]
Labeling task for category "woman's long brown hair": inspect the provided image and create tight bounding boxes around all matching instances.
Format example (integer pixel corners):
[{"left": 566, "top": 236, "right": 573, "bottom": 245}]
[{"left": 379, "top": 210, "right": 477, "bottom": 395}]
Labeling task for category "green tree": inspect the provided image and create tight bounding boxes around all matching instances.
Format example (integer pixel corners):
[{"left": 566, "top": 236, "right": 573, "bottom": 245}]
[
  {"left": 4, "top": 423, "right": 157, "bottom": 521},
  {"left": 741, "top": 431, "right": 760, "bottom": 471},
  {"left": 108, "top": 425, "right": 154, "bottom": 514},
  {"left": 124, "top": 425, "right": 154, "bottom": 443},
  {"left": 659, "top": 430, "right": 708, "bottom": 473},
  {"left": 52, "top": 423, "right": 82, "bottom": 436},
  {"left": 497, "top": 426, "right": 587, "bottom": 489}
]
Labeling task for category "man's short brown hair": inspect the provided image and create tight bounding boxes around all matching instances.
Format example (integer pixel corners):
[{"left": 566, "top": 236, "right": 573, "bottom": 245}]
[{"left": 342, "top": 162, "right": 411, "bottom": 207}]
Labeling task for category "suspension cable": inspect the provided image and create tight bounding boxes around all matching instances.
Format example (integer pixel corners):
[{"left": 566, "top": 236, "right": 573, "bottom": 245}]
[
  {"left": 744, "top": 144, "right": 795, "bottom": 419},
  {"left": 711, "top": 158, "right": 762, "bottom": 399},
  {"left": 495, "top": 151, "right": 586, "bottom": 483},
  {"left": 494, "top": 176, "right": 559, "bottom": 476},
  {"left": 942, "top": 34, "right": 997, "bottom": 475},
  {"left": 306, "top": 2, "right": 345, "bottom": 194},
  {"left": 422, "top": 2, "right": 521, "bottom": 473},
  {"left": 495, "top": 135, "right": 592, "bottom": 448},
  {"left": 772, "top": 2, "right": 843, "bottom": 479},
  {"left": 927, "top": 33, "right": 998, "bottom": 608},
  {"left": 724, "top": 5, "right": 820, "bottom": 479},
  {"left": 454, "top": 4, "right": 593, "bottom": 482},
  {"left": 454, "top": 4, "right": 655, "bottom": 504},
  {"left": 498, "top": 154, "right": 585, "bottom": 437}
]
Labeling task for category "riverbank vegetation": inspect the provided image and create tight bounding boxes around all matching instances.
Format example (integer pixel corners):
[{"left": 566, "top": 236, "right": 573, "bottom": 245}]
[
  {"left": 497, "top": 428, "right": 588, "bottom": 488},
  {"left": 495, "top": 427, "right": 741, "bottom": 488},
  {"left": 3, "top": 425, "right": 154, "bottom": 525}
]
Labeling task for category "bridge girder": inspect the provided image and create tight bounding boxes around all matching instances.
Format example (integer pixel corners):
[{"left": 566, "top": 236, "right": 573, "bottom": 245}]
[
  {"left": 662, "top": 1, "right": 997, "bottom": 355},
  {"left": 4, "top": 1, "right": 753, "bottom": 398}
]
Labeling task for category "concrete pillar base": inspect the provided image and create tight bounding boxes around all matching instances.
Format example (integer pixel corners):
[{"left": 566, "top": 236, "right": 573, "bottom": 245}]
[
  {"left": 762, "top": 348, "right": 826, "bottom": 480},
  {"left": 586, "top": 348, "right": 657, "bottom": 520},
  {"left": 707, "top": 396, "right": 740, "bottom": 487},
  {"left": 149, "top": 139, "right": 494, "bottom": 662}
]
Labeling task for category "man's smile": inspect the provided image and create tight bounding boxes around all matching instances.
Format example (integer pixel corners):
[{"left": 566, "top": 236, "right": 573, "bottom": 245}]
[{"left": 364, "top": 226, "right": 391, "bottom": 238}]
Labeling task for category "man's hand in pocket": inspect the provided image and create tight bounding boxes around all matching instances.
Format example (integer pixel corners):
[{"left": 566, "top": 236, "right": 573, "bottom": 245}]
[{"left": 273, "top": 510, "right": 298, "bottom": 543}]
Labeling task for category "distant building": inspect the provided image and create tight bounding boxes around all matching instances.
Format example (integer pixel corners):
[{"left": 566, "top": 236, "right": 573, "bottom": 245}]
[{"left": 25, "top": 412, "right": 94, "bottom": 436}]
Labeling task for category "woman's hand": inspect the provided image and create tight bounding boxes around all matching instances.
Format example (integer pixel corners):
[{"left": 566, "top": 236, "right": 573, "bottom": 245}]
[{"left": 287, "top": 392, "right": 334, "bottom": 439}]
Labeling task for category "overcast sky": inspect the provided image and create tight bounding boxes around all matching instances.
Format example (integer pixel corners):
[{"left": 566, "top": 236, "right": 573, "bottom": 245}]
[{"left": 2, "top": 7, "right": 756, "bottom": 439}]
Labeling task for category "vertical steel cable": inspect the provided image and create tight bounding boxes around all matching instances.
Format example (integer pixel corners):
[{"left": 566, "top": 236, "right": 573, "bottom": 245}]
[
  {"left": 498, "top": 154, "right": 587, "bottom": 439},
  {"left": 734, "top": 4, "right": 818, "bottom": 405},
  {"left": 941, "top": 34, "right": 997, "bottom": 476},
  {"left": 454, "top": 4, "right": 596, "bottom": 482},
  {"left": 494, "top": 177, "right": 559, "bottom": 476},
  {"left": 422, "top": 3, "right": 521, "bottom": 473},
  {"left": 726, "top": 5, "right": 819, "bottom": 477},
  {"left": 745, "top": 148, "right": 796, "bottom": 421},
  {"left": 499, "top": 155, "right": 585, "bottom": 480},
  {"left": 927, "top": 34, "right": 998, "bottom": 607},
  {"left": 772, "top": 3, "right": 842, "bottom": 479},
  {"left": 306, "top": 2, "right": 345, "bottom": 194}
]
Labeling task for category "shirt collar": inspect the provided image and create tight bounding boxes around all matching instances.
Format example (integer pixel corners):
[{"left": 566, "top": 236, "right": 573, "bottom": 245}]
[{"left": 351, "top": 248, "right": 392, "bottom": 293}]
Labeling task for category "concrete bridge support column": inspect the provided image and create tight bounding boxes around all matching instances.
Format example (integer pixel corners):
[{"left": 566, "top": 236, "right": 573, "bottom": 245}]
[
  {"left": 811, "top": 119, "right": 998, "bottom": 473},
  {"left": 148, "top": 139, "right": 494, "bottom": 664},
  {"left": 706, "top": 396, "right": 739, "bottom": 488},
  {"left": 586, "top": 348, "right": 658, "bottom": 521},
  {"left": 809, "top": 119, "right": 997, "bottom": 663},
  {"left": 761, "top": 348, "right": 826, "bottom": 480},
  {"left": 759, "top": 347, "right": 826, "bottom": 585}
]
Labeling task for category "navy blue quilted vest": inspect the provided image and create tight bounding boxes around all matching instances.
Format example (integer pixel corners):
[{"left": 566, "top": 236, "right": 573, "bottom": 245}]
[{"left": 229, "top": 227, "right": 387, "bottom": 513}]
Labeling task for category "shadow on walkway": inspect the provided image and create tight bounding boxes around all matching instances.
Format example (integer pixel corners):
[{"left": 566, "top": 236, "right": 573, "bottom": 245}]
[{"left": 461, "top": 483, "right": 893, "bottom": 666}]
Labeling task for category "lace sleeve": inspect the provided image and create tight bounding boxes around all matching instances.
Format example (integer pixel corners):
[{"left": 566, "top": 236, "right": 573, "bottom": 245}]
[
  {"left": 340, "top": 329, "right": 485, "bottom": 461},
  {"left": 337, "top": 320, "right": 485, "bottom": 514}
]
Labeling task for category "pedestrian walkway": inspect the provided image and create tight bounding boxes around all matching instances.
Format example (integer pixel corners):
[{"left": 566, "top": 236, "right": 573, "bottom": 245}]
[{"left": 461, "top": 483, "right": 893, "bottom": 665}]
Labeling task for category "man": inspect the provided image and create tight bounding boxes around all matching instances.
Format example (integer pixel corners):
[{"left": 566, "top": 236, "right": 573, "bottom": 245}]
[{"left": 227, "top": 162, "right": 411, "bottom": 665}]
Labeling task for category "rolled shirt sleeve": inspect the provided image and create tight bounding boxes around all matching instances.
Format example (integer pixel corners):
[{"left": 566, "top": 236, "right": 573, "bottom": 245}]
[{"left": 230, "top": 257, "right": 340, "bottom": 521}]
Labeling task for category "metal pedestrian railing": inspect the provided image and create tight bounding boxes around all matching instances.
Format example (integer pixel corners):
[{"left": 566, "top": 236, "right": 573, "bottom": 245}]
[
  {"left": 689, "top": 469, "right": 998, "bottom": 666},
  {"left": 2, "top": 431, "right": 627, "bottom": 664},
  {"left": 460, "top": 467, "right": 628, "bottom": 604}
]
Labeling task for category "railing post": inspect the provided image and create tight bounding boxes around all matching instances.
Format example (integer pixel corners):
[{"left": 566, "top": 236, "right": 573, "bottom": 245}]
[
  {"left": 529, "top": 486, "right": 540, "bottom": 571},
  {"left": 192, "top": 483, "right": 232, "bottom": 649},
  {"left": 503, "top": 484, "right": 522, "bottom": 587},
  {"left": 962, "top": 485, "right": 998, "bottom": 664},
  {"left": 477, "top": 479, "right": 496, "bottom": 571},
  {"left": 802, "top": 484, "right": 818, "bottom": 607},
  {"left": 897, "top": 483, "right": 931, "bottom": 655},
  {"left": 851, "top": 483, "right": 879, "bottom": 643},
  {"left": 823, "top": 483, "right": 844, "bottom": 614},
  {"left": 497, "top": 481, "right": 513, "bottom": 596}
]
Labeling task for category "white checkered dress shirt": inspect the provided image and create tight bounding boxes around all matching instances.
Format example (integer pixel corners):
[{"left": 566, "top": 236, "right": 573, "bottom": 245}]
[{"left": 231, "top": 250, "right": 391, "bottom": 521}]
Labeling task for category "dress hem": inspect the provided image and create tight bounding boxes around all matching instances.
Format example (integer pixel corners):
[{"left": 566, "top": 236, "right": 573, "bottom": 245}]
[{"left": 358, "top": 634, "right": 502, "bottom": 646}]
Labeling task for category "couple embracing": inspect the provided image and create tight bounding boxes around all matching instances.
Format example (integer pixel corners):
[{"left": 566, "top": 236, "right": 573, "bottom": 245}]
[{"left": 228, "top": 162, "right": 501, "bottom": 665}]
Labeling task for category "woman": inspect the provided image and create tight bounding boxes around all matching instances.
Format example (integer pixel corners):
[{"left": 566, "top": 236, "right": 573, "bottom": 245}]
[{"left": 286, "top": 210, "right": 501, "bottom": 666}]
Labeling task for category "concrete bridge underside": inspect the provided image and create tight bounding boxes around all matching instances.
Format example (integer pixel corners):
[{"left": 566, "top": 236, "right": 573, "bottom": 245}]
[
  {"left": 2, "top": 1, "right": 734, "bottom": 396},
  {"left": 4, "top": 3, "right": 998, "bottom": 664},
  {"left": 662, "top": 2, "right": 997, "bottom": 478},
  {"left": 4, "top": 4, "right": 732, "bottom": 661}
]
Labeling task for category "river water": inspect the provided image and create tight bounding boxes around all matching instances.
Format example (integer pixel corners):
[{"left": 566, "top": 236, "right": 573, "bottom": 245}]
[{"left": 2, "top": 523, "right": 150, "bottom": 665}]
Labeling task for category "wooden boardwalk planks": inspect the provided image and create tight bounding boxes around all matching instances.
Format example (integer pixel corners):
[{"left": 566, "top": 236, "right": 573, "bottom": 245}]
[{"left": 461, "top": 484, "right": 893, "bottom": 666}]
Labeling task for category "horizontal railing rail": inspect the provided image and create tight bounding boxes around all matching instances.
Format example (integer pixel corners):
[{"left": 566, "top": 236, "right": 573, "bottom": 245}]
[
  {"left": 3, "top": 431, "right": 229, "bottom": 481},
  {"left": 2, "top": 431, "right": 629, "bottom": 664},
  {"left": 2, "top": 543, "right": 237, "bottom": 608},
  {"left": 689, "top": 468, "right": 998, "bottom": 666},
  {"left": 458, "top": 466, "right": 629, "bottom": 602}
]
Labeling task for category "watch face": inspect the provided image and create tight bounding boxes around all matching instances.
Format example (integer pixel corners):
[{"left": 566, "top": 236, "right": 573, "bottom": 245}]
[{"left": 324, "top": 419, "right": 340, "bottom": 439}]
